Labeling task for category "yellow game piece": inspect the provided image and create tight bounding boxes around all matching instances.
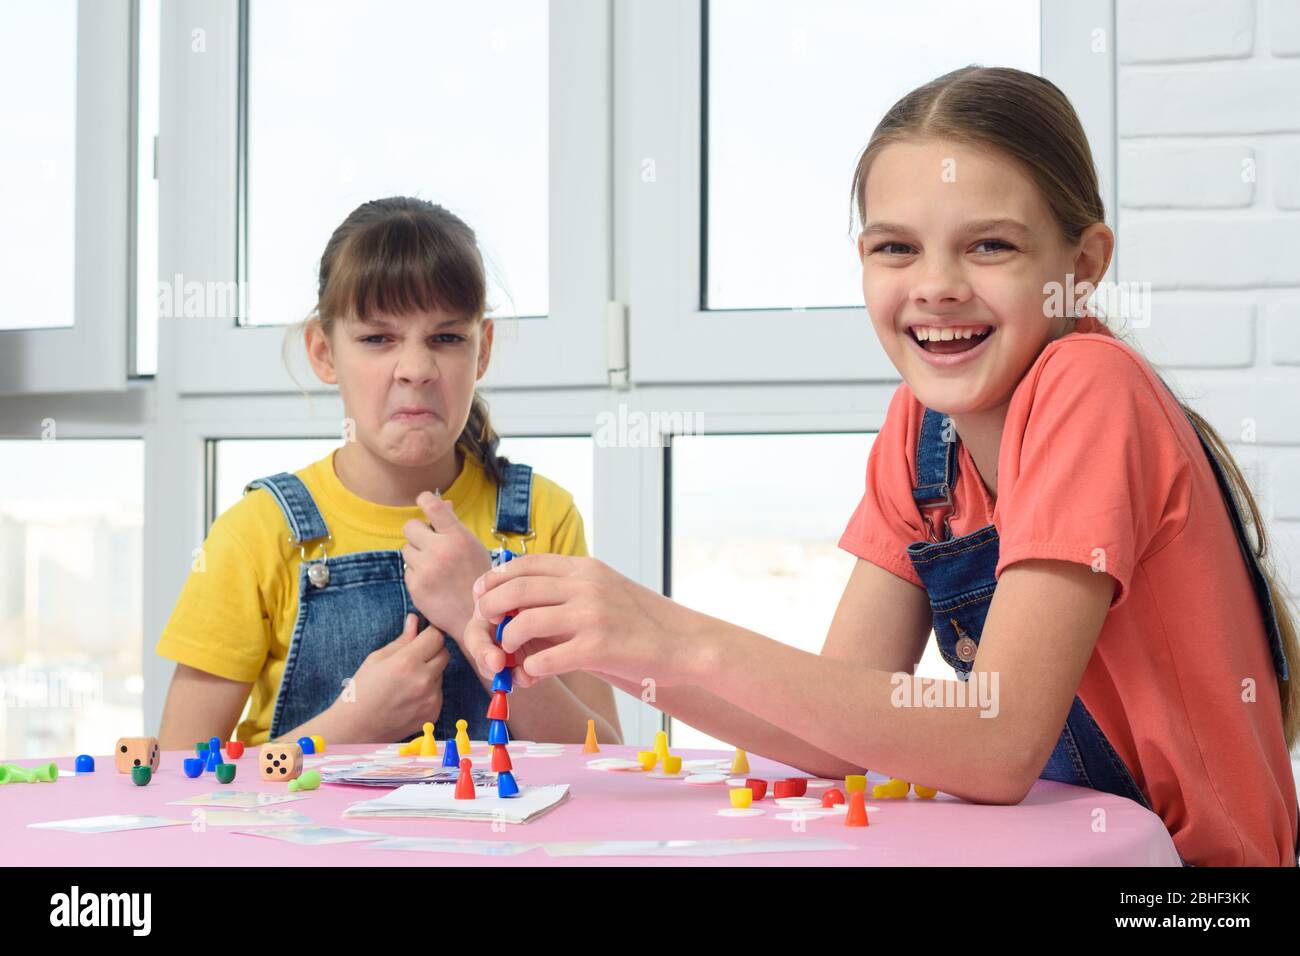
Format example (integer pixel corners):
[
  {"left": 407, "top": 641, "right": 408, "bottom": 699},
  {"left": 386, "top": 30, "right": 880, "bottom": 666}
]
[
  {"left": 398, "top": 739, "right": 420, "bottom": 756},
  {"left": 583, "top": 719, "right": 600, "bottom": 753},
  {"left": 872, "top": 777, "right": 910, "bottom": 799},
  {"left": 652, "top": 730, "right": 670, "bottom": 762},
  {"left": 914, "top": 785, "right": 937, "bottom": 799},
  {"left": 637, "top": 750, "right": 658, "bottom": 771},
  {"left": 730, "top": 748, "right": 749, "bottom": 775},
  {"left": 663, "top": 755, "right": 682, "bottom": 775},
  {"left": 845, "top": 774, "right": 867, "bottom": 794},
  {"left": 456, "top": 718, "right": 471, "bottom": 756},
  {"left": 729, "top": 787, "right": 753, "bottom": 809},
  {"left": 419, "top": 721, "right": 438, "bottom": 757},
  {"left": 310, "top": 734, "right": 325, "bottom": 754}
]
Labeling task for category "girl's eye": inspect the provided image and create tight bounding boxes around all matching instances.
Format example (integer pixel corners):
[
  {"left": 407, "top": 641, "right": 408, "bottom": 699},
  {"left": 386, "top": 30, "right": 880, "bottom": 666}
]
[
  {"left": 972, "top": 239, "right": 1014, "bottom": 254},
  {"left": 873, "top": 242, "right": 916, "bottom": 256},
  {"left": 434, "top": 334, "right": 467, "bottom": 344},
  {"left": 359, "top": 335, "right": 390, "bottom": 344}
]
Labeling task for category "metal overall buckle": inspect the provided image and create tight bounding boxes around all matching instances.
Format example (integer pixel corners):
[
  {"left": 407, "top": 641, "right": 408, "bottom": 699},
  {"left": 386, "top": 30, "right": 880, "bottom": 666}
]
[
  {"left": 920, "top": 484, "right": 954, "bottom": 543},
  {"left": 492, "top": 527, "right": 536, "bottom": 555},
  {"left": 294, "top": 533, "right": 333, "bottom": 588}
]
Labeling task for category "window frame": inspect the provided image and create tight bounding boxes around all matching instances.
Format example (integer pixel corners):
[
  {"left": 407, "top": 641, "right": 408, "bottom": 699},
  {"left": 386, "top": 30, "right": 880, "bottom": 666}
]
[
  {"left": 0, "top": 0, "right": 132, "bottom": 396},
  {"left": 162, "top": 0, "right": 613, "bottom": 396},
  {"left": 620, "top": 0, "right": 1117, "bottom": 385}
]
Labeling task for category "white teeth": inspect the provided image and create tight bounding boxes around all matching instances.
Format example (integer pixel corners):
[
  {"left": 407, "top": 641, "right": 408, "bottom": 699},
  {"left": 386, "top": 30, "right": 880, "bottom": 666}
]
[{"left": 910, "top": 325, "right": 992, "bottom": 342}]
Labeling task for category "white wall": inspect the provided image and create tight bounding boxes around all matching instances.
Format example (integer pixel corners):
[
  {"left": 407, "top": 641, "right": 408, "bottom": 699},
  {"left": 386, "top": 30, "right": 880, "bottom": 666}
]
[{"left": 1117, "top": 0, "right": 1300, "bottom": 600}]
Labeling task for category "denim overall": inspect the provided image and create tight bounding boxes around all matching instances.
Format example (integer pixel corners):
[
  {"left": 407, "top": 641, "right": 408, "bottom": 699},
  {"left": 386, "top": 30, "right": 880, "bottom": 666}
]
[
  {"left": 904, "top": 406, "right": 1296, "bottom": 865},
  {"left": 245, "top": 461, "right": 536, "bottom": 744}
]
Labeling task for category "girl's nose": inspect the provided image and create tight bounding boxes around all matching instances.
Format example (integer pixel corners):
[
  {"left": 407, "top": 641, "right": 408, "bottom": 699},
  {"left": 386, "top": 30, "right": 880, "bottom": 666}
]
[
  {"left": 395, "top": 345, "right": 441, "bottom": 384},
  {"left": 911, "top": 261, "right": 973, "bottom": 308}
]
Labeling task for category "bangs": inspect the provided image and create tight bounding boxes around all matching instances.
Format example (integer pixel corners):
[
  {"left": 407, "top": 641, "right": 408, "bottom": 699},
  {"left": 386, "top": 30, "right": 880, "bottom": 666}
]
[{"left": 319, "top": 210, "right": 486, "bottom": 324}]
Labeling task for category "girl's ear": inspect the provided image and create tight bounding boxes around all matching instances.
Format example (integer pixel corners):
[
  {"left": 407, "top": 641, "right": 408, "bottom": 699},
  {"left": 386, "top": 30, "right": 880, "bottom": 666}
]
[
  {"left": 304, "top": 319, "right": 339, "bottom": 385},
  {"left": 1073, "top": 222, "right": 1115, "bottom": 291},
  {"left": 856, "top": 231, "right": 869, "bottom": 264},
  {"left": 476, "top": 318, "right": 494, "bottom": 381}
]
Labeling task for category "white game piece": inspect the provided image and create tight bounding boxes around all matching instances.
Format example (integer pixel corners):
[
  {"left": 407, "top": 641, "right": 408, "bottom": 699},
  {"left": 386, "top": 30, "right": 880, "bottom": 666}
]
[
  {"left": 717, "top": 808, "right": 765, "bottom": 818},
  {"left": 774, "top": 811, "right": 825, "bottom": 822},
  {"left": 643, "top": 770, "right": 683, "bottom": 780},
  {"left": 774, "top": 796, "right": 822, "bottom": 808},
  {"left": 725, "top": 778, "right": 748, "bottom": 787},
  {"left": 586, "top": 758, "right": 642, "bottom": 771},
  {"left": 682, "top": 773, "right": 728, "bottom": 785},
  {"left": 804, "top": 780, "right": 835, "bottom": 789}
]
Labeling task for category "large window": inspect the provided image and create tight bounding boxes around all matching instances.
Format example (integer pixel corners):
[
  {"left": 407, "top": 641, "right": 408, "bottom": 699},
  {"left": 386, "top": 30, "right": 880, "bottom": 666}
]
[
  {"left": 704, "top": 0, "right": 1041, "bottom": 311},
  {"left": 242, "top": 0, "right": 549, "bottom": 327},
  {"left": 0, "top": 440, "right": 145, "bottom": 760},
  {"left": 668, "top": 431, "right": 947, "bottom": 750},
  {"left": 0, "top": 0, "right": 77, "bottom": 331}
]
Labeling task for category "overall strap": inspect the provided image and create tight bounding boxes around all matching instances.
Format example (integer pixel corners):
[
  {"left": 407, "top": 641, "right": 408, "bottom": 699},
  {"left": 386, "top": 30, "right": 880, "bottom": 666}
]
[
  {"left": 1185, "top": 418, "right": 1289, "bottom": 682},
  {"left": 912, "top": 408, "right": 960, "bottom": 541},
  {"left": 492, "top": 462, "right": 535, "bottom": 553},
  {"left": 244, "top": 473, "right": 331, "bottom": 544},
  {"left": 1152, "top": 376, "right": 1289, "bottom": 682}
]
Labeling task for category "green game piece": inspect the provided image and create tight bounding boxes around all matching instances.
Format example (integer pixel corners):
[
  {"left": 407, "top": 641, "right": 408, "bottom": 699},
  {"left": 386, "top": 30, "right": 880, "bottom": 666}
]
[
  {"left": 287, "top": 769, "right": 320, "bottom": 792},
  {"left": 215, "top": 763, "right": 236, "bottom": 784},
  {"left": 0, "top": 762, "right": 56, "bottom": 784},
  {"left": 196, "top": 741, "right": 210, "bottom": 754},
  {"left": 131, "top": 765, "right": 152, "bottom": 786}
]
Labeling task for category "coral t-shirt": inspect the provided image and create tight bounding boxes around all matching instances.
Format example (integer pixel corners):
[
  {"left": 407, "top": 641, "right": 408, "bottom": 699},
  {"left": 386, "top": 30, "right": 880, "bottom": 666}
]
[{"left": 839, "top": 315, "right": 1298, "bottom": 866}]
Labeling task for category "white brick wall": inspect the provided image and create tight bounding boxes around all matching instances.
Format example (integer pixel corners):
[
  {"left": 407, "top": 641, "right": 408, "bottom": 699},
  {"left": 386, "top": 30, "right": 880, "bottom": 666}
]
[{"left": 1116, "top": 0, "right": 1300, "bottom": 597}]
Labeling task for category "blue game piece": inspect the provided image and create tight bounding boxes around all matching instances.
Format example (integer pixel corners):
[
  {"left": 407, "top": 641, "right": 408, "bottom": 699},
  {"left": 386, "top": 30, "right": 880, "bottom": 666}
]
[
  {"left": 496, "top": 771, "right": 520, "bottom": 798},
  {"left": 492, "top": 668, "right": 513, "bottom": 694},
  {"left": 296, "top": 735, "right": 316, "bottom": 756},
  {"left": 183, "top": 757, "right": 204, "bottom": 778},
  {"left": 74, "top": 754, "right": 94, "bottom": 773},
  {"left": 494, "top": 618, "right": 509, "bottom": 644},
  {"left": 204, "top": 749, "right": 222, "bottom": 772},
  {"left": 441, "top": 736, "right": 460, "bottom": 768},
  {"left": 208, "top": 736, "right": 223, "bottom": 758},
  {"left": 487, "top": 719, "right": 510, "bottom": 746}
]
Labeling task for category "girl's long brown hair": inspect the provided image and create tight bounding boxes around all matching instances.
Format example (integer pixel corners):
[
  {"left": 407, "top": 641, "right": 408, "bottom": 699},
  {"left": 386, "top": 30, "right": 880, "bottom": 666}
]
[
  {"left": 851, "top": 66, "right": 1298, "bottom": 750},
  {"left": 284, "top": 196, "right": 510, "bottom": 486}
]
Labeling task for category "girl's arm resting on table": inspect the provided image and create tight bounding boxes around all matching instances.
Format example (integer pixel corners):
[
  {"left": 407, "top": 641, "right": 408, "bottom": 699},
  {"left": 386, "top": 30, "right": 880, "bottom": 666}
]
[
  {"left": 158, "top": 663, "right": 369, "bottom": 749},
  {"left": 696, "top": 558, "right": 1116, "bottom": 805},
  {"left": 589, "top": 560, "right": 934, "bottom": 780},
  {"left": 157, "top": 664, "right": 252, "bottom": 751},
  {"left": 486, "top": 668, "right": 622, "bottom": 745}
]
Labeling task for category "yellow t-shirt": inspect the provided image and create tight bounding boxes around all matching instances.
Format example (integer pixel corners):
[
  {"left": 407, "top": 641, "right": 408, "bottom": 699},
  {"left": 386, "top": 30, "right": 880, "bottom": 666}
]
[{"left": 155, "top": 449, "right": 588, "bottom": 745}]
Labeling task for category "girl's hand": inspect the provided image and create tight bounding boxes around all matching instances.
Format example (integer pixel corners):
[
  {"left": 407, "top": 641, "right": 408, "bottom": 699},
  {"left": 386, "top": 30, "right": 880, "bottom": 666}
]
[
  {"left": 402, "top": 492, "right": 493, "bottom": 644},
  {"left": 468, "top": 555, "right": 711, "bottom": 689},
  {"left": 338, "top": 613, "right": 449, "bottom": 742}
]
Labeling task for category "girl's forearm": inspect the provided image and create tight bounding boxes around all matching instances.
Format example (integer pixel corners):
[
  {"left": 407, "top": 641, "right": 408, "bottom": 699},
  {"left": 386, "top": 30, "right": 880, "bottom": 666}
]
[
  {"left": 679, "top": 616, "right": 1027, "bottom": 805},
  {"left": 504, "top": 675, "right": 619, "bottom": 745}
]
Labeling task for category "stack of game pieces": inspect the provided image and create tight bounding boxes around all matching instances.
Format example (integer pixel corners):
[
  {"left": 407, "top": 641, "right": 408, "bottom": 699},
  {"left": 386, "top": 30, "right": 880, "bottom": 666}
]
[{"left": 487, "top": 549, "right": 520, "bottom": 798}]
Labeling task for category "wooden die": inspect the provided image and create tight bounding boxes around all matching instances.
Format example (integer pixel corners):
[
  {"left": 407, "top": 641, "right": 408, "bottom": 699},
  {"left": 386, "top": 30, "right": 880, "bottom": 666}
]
[
  {"left": 114, "top": 737, "right": 160, "bottom": 774},
  {"left": 259, "top": 742, "right": 303, "bottom": 781}
]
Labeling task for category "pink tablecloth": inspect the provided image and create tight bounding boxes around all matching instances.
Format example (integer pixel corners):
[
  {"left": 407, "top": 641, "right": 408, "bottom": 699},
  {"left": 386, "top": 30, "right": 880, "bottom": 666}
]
[{"left": 2, "top": 743, "right": 1181, "bottom": 865}]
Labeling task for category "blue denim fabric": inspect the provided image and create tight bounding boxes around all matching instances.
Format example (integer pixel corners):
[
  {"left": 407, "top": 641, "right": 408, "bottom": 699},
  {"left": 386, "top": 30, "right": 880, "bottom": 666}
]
[
  {"left": 245, "top": 463, "right": 534, "bottom": 745},
  {"left": 902, "top": 406, "right": 1295, "bottom": 867}
]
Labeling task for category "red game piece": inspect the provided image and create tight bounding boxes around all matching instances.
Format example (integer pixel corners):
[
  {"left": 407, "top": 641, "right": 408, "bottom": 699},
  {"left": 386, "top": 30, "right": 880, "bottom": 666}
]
[
  {"left": 503, "top": 651, "right": 517, "bottom": 668},
  {"left": 225, "top": 741, "right": 245, "bottom": 759},
  {"left": 784, "top": 777, "right": 808, "bottom": 797},
  {"left": 773, "top": 780, "right": 797, "bottom": 799},
  {"left": 454, "top": 757, "right": 476, "bottom": 800},
  {"left": 745, "top": 778, "right": 767, "bottom": 801},
  {"left": 487, "top": 691, "right": 509, "bottom": 721},
  {"left": 491, "top": 745, "right": 513, "bottom": 772},
  {"left": 845, "top": 790, "right": 869, "bottom": 827},
  {"left": 822, "top": 787, "right": 846, "bottom": 808}
]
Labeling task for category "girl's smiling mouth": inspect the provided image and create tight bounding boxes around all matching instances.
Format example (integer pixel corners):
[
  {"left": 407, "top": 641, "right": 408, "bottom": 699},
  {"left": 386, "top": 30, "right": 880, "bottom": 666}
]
[{"left": 905, "top": 323, "right": 996, "bottom": 367}]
